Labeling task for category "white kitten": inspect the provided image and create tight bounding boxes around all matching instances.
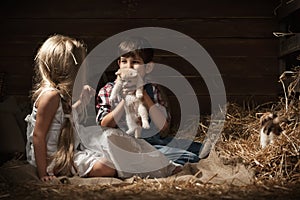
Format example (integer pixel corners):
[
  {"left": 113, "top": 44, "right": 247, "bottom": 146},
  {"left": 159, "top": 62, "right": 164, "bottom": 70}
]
[
  {"left": 259, "top": 112, "right": 282, "bottom": 149},
  {"left": 109, "top": 68, "right": 150, "bottom": 138}
]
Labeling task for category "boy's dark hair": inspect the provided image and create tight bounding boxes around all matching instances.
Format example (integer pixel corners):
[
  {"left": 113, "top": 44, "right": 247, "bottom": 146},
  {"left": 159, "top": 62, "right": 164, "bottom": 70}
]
[{"left": 118, "top": 37, "right": 154, "bottom": 64}]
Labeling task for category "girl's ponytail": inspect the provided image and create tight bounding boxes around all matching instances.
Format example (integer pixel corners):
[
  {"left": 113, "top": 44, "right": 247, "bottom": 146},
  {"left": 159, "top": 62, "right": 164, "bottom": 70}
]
[{"left": 52, "top": 97, "right": 77, "bottom": 176}]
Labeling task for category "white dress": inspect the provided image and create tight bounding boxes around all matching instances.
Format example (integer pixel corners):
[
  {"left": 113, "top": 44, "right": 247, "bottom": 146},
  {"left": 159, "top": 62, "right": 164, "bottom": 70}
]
[
  {"left": 25, "top": 87, "right": 177, "bottom": 178},
  {"left": 25, "top": 88, "right": 63, "bottom": 169}
]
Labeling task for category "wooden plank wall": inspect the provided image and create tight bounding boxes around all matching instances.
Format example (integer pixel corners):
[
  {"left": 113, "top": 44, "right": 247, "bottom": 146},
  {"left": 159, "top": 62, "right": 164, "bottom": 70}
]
[{"left": 0, "top": 0, "right": 281, "bottom": 119}]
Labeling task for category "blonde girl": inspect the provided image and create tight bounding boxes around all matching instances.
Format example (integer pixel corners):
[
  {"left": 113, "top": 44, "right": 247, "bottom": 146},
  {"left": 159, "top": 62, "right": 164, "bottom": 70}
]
[{"left": 26, "top": 35, "right": 116, "bottom": 182}]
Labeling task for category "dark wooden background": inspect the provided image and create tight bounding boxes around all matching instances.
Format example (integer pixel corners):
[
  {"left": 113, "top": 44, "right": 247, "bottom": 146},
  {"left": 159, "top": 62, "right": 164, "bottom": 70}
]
[{"left": 0, "top": 0, "right": 282, "bottom": 120}]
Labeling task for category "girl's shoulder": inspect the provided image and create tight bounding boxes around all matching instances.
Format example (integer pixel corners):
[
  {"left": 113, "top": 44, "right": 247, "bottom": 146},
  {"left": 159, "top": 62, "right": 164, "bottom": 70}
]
[
  {"left": 35, "top": 88, "right": 60, "bottom": 108},
  {"left": 40, "top": 89, "right": 60, "bottom": 100}
]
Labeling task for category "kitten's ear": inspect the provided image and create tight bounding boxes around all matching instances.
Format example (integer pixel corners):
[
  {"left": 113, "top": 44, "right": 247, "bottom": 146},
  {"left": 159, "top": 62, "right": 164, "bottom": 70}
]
[
  {"left": 115, "top": 69, "right": 121, "bottom": 75},
  {"left": 145, "top": 62, "right": 154, "bottom": 74}
]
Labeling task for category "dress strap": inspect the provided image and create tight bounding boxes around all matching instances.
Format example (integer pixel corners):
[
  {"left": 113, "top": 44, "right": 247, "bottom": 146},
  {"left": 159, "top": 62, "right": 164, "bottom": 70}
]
[{"left": 33, "top": 87, "right": 58, "bottom": 107}]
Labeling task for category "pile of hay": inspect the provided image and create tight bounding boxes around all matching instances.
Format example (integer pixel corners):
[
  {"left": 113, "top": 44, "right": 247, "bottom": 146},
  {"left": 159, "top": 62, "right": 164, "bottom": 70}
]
[
  {"left": 211, "top": 67, "right": 300, "bottom": 185},
  {"left": 214, "top": 101, "right": 299, "bottom": 183},
  {"left": 0, "top": 69, "right": 299, "bottom": 199}
]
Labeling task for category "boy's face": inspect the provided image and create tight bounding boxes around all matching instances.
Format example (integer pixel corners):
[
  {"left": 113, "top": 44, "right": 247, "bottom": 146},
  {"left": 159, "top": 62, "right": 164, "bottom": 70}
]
[{"left": 118, "top": 56, "right": 148, "bottom": 78}]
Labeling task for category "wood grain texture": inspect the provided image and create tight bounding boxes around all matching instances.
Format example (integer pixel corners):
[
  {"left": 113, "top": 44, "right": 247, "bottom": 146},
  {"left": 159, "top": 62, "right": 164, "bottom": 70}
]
[
  {"left": 1, "top": 0, "right": 280, "bottom": 19},
  {"left": 0, "top": 0, "right": 281, "bottom": 113}
]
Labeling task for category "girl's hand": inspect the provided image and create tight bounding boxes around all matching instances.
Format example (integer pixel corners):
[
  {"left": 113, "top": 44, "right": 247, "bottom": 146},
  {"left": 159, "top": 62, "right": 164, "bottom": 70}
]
[
  {"left": 72, "top": 85, "right": 95, "bottom": 114},
  {"left": 80, "top": 85, "right": 96, "bottom": 106},
  {"left": 40, "top": 175, "right": 57, "bottom": 182}
]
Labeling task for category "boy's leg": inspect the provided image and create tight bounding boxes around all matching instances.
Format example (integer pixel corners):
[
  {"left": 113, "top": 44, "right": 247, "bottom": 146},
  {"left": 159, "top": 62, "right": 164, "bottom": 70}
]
[
  {"left": 154, "top": 145, "right": 200, "bottom": 165},
  {"left": 145, "top": 134, "right": 202, "bottom": 154},
  {"left": 144, "top": 134, "right": 202, "bottom": 165}
]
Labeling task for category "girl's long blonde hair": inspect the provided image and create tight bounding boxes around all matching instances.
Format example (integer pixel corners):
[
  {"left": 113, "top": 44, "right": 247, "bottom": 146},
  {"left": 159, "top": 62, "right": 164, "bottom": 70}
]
[{"left": 32, "top": 34, "right": 86, "bottom": 176}]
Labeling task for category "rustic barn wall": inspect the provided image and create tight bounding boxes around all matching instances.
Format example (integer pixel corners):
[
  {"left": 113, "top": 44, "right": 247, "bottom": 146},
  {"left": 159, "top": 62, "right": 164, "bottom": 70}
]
[{"left": 0, "top": 0, "right": 281, "bottom": 118}]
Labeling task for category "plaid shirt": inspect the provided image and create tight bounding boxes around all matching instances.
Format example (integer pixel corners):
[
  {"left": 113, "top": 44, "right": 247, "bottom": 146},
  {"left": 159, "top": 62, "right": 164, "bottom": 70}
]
[{"left": 96, "top": 82, "right": 170, "bottom": 125}]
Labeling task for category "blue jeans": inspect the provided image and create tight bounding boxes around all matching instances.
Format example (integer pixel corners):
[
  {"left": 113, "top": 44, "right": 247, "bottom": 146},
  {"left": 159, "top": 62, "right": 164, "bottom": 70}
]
[{"left": 144, "top": 134, "right": 202, "bottom": 165}]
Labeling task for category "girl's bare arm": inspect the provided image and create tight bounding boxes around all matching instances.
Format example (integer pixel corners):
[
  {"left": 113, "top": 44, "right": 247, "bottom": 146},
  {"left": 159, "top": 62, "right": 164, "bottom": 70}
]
[{"left": 33, "top": 90, "right": 60, "bottom": 180}]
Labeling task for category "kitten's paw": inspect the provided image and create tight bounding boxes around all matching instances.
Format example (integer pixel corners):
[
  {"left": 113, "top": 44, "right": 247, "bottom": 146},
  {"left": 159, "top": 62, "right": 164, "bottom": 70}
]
[
  {"left": 142, "top": 121, "right": 150, "bottom": 129},
  {"left": 136, "top": 92, "right": 143, "bottom": 99},
  {"left": 126, "top": 129, "right": 135, "bottom": 135}
]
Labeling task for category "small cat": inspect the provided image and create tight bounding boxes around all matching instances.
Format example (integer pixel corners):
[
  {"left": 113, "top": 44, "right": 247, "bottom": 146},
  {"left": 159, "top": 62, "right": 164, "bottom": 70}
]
[
  {"left": 109, "top": 68, "right": 150, "bottom": 138},
  {"left": 259, "top": 112, "right": 283, "bottom": 149}
]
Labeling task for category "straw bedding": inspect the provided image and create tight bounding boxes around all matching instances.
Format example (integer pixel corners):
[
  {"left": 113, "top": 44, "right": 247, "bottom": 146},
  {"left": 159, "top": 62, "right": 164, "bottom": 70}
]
[
  {"left": 214, "top": 67, "right": 300, "bottom": 184},
  {"left": 0, "top": 68, "right": 299, "bottom": 199}
]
